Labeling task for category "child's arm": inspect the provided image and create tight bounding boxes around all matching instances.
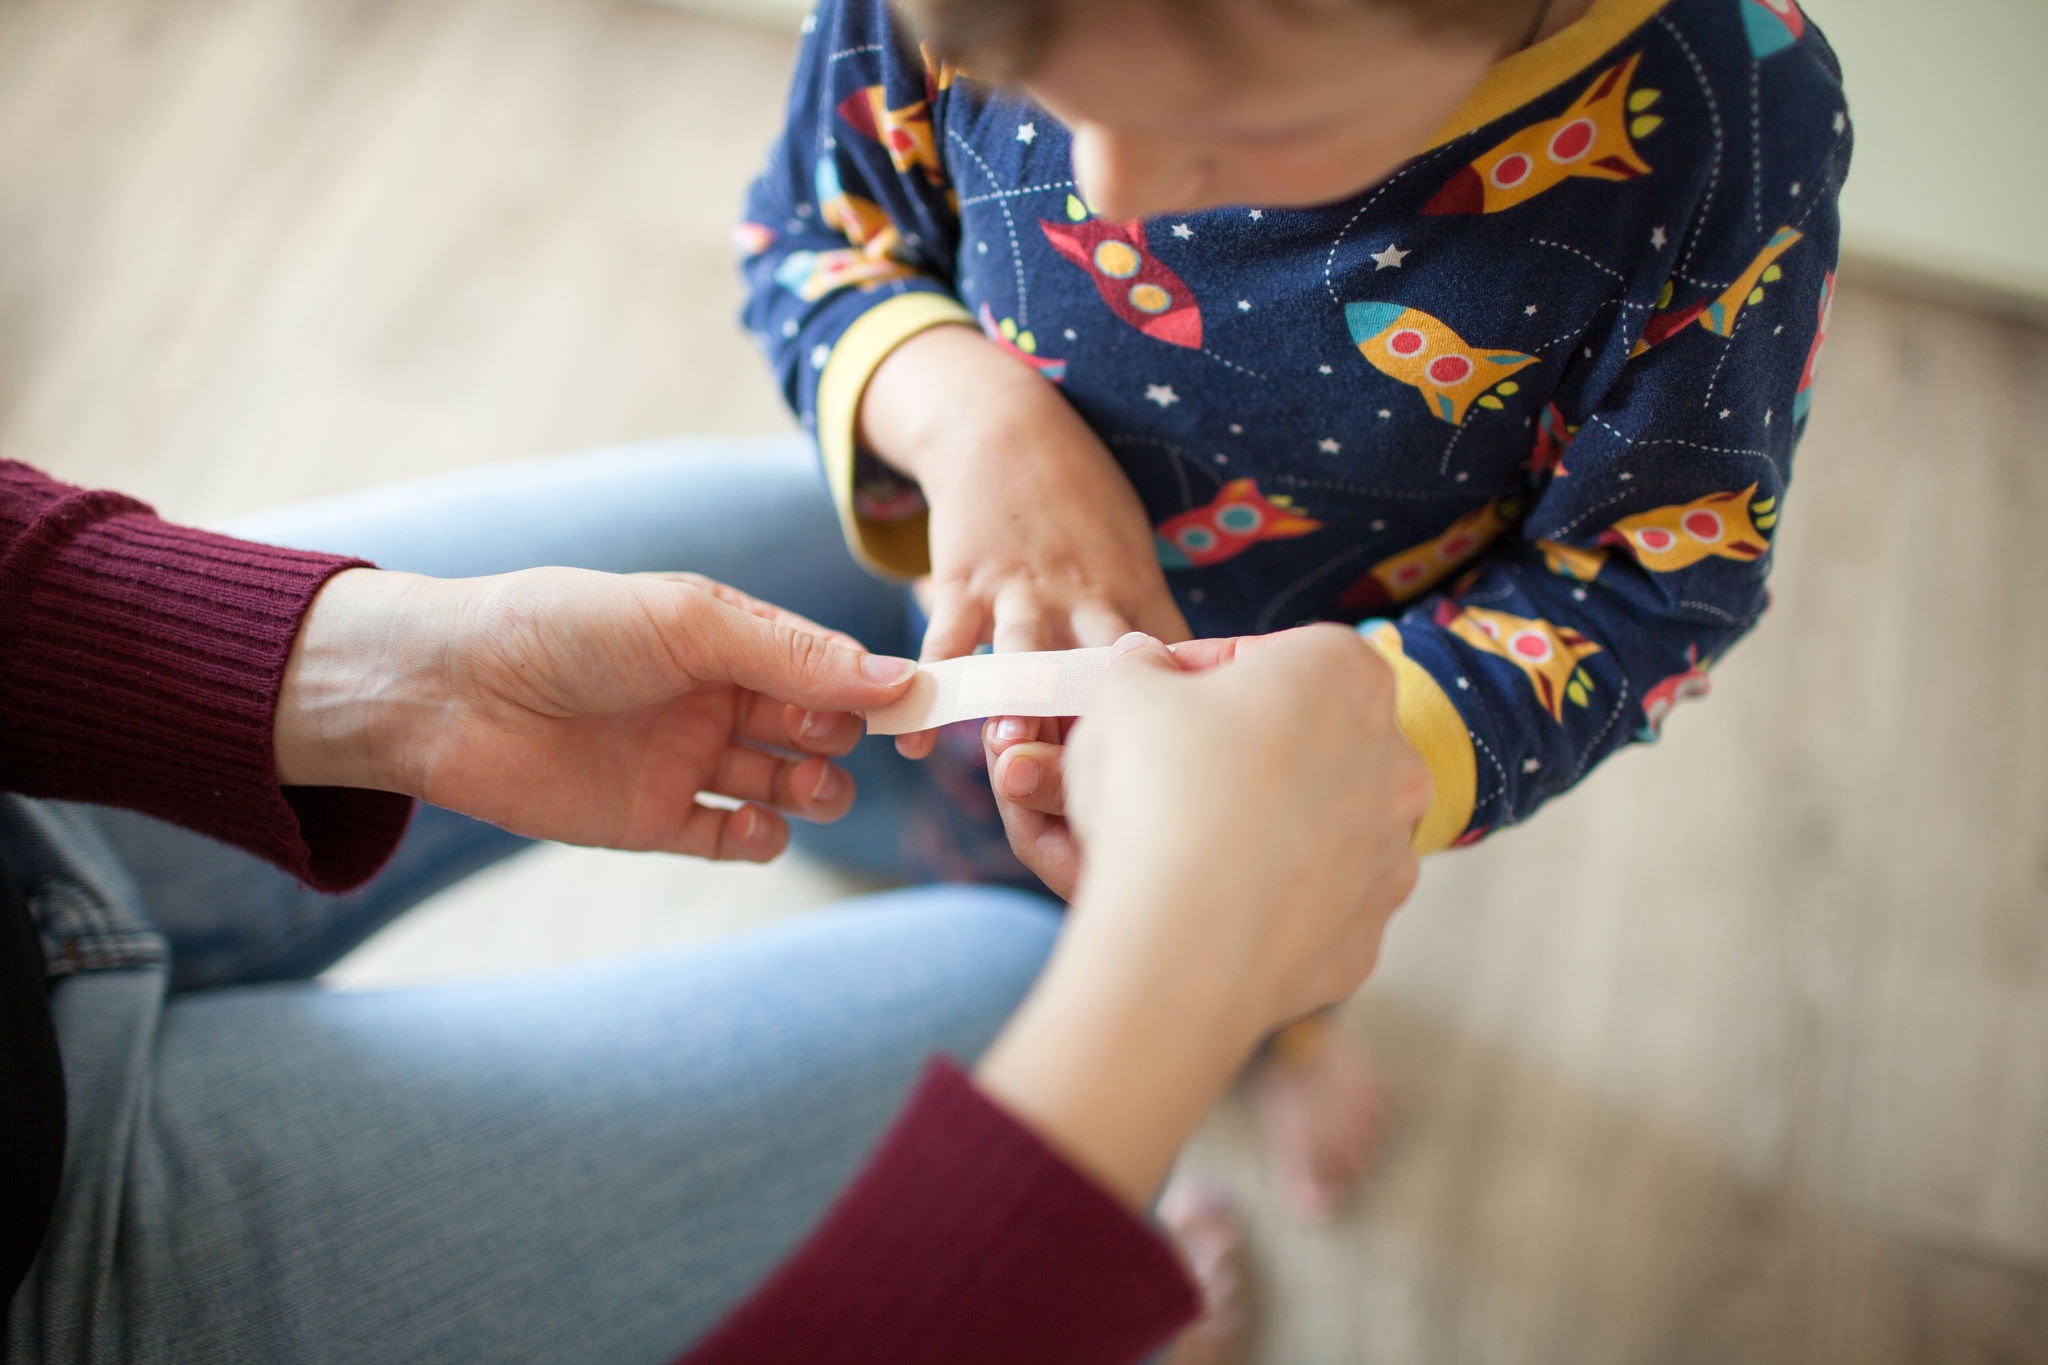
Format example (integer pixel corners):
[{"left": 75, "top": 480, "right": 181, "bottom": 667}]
[
  {"left": 739, "top": 0, "right": 1187, "bottom": 755},
  {"left": 1355, "top": 173, "right": 1848, "bottom": 850}
]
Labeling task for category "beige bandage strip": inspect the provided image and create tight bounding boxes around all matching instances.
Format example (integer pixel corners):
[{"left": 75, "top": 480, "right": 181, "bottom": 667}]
[{"left": 866, "top": 647, "right": 1113, "bottom": 735}]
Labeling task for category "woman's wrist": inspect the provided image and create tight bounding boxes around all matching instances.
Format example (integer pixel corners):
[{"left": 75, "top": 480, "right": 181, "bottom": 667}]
[
  {"left": 974, "top": 875, "right": 1268, "bottom": 1210},
  {"left": 274, "top": 567, "right": 448, "bottom": 794}
]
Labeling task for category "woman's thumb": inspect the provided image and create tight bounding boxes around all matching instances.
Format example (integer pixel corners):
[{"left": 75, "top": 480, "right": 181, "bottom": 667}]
[{"left": 691, "top": 598, "right": 917, "bottom": 711}]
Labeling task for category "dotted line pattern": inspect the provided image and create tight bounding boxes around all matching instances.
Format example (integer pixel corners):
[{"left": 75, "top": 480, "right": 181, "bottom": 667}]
[
  {"left": 1253, "top": 542, "right": 1372, "bottom": 633},
  {"left": 1105, "top": 432, "right": 1205, "bottom": 510},
  {"left": 1658, "top": 15, "right": 1722, "bottom": 278},
  {"left": 828, "top": 43, "right": 885, "bottom": 61},
  {"left": 1551, "top": 487, "right": 1637, "bottom": 539},
  {"left": 1531, "top": 237, "right": 1627, "bottom": 283},
  {"left": 1271, "top": 474, "right": 1490, "bottom": 501},
  {"left": 1202, "top": 347, "right": 1265, "bottom": 380},
  {"left": 1320, "top": 147, "right": 1452, "bottom": 307},
  {"left": 1470, "top": 730, "right": 1510, "bottom": 816},
  {"left": 1569, "top": 676, "right": 1631, "bottom": 784},
  {"left": 1748, "top": 57, "right": 1765, "bottom": 235},
  {"left": 956, "top": 180, "right": 1076, "bottom": 209},
  {"left": 946, "top": 127, "right": 1031, "bottom": 326},
  {"left": 1679, "top": 598, "right": 1743, "bottom": 624}
]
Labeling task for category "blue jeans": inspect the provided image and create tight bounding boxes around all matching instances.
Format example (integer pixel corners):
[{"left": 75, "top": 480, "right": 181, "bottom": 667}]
[{"left": 5, "top": 439, "right": 1061, "bottom": 1364}]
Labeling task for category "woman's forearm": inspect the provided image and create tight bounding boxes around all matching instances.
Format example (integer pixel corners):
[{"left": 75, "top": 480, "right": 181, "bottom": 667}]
[{"left": 973, "top": 868, "right": 1265, "bottom": 1210}]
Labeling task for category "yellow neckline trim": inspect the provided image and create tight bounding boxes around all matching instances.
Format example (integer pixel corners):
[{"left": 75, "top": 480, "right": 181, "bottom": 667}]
[{"left": 1421, "top": 0, "right": 1673, "bottom": 152}]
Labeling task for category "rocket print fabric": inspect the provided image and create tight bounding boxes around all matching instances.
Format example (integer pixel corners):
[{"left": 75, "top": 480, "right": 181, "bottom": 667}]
[{"left": 741, "top": 0, "right": 1850, "bottom": 841}]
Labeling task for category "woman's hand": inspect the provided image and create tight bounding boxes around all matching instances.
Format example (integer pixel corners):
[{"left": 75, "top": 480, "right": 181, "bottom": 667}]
[
  {"left": 858, "top": 324, "right": 1191, "bottom": 759},
  {"left": 973, "top": 628, "right": 1431, "bottom": 1208},
  {"left": 273, "top": 567, "right": 917, "bottom": 861}
]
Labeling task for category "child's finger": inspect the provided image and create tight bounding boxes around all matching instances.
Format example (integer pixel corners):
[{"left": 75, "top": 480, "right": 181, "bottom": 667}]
[
  {"left": 984, "top": 713, "right": 1058, "bottom": 756},
  {"left": 991, "top": 589, "right": 1057, "bottom": 653},
  {"left": 895, "top": 728, "right": 939, "bottom": 760},
  {"left": 919, "top": 585, "right": 988, "bottom": 663},
  {"left": 990, "top": 739, "right": 1067, "bottom": 814},
  {"left": 1069, "top": 602, "right": 1134, "bottom": 648}
]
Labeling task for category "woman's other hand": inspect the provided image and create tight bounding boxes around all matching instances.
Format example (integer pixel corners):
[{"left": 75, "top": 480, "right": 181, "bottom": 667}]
[
  {"left": 273, "top": 567, "right": 917, "bottom": 861},
  {"left": 974, "top": 627, "right": 1430, "bottom": 1208}
]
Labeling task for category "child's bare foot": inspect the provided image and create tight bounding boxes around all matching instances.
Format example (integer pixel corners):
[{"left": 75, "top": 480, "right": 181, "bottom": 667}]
[
  {"left": 1160, "top": 1181, "right": 1249, "bottom": 1365},
  {"left": 1250, "top": 1020, "right": 1390, "bottom": 1221}
]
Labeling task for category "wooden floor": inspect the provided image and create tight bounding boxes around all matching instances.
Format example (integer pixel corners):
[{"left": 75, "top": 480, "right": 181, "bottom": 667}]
[{"left": 4, "top": 0, "right": 2044, "bottom": 1359}]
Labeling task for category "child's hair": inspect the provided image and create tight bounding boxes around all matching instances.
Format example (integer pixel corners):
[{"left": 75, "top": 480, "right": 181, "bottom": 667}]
[{"left": 902, "top": 0, "right": 1541, "bottom": 81}]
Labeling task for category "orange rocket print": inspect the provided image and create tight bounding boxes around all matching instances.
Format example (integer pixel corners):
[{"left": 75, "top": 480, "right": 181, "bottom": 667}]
[
  {"left": 816, "top": 160, "right": 903, "bottom": 255},
  {"left": 1793, "top": 270, "right": 1834, "bottom": 423},
  {"left": 1598, "top": 484, "right": 1776, "bottom": 572},
  {"left": 837, "top": 85, "right": 944, "bottom": 185},
  {"left": 1638, "top": 643, "right": 1711, "bottom": 739},
  {"left": 773, "top": 248, "right": 916, "bottom": 301},
  {"left": 1155, "top": 480, "right": 1319, "bottom": 569},
  {"left": 1338, "top": 498, "right": 1522, "bottom": 610},
  {"left": 1702, "top": 227, "right": 1801, "bottom": 335},
  {"left": 1423, "top": 54, "right": 1660, "bottom": 216},
  {"left": 1537, "top": 539, "right": 1609, "bottom": 582},
  {"left": 1042, "top": 207, "right": 1203, "bottom": 349},
  {"left": 1345, "top": 302, "right": 1536, "bottom": 425},
  {"left": 1434, "top": 601, "right": 1602, "bottom": 722}
]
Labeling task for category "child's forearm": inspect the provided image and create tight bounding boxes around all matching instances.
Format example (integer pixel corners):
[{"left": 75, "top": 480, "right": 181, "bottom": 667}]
[{"left": 857, "top": 323, "right": 1069, "bottom": 494}]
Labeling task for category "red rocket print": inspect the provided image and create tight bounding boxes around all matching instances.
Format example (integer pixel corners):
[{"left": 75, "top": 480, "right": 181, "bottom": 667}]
[
  {"left": 1154, "top": 479, "right": 1319, "bottom": 569},
  {"left": 1040, "top": 217, "right": 1203, "bottom": 349},
  {"left": 1638, "top": 643, "right": 1711, "bottom": 739},
  {"left": 1793, "top": 270, "right": 1834, "bottom": 422},
  {"left": 1529, "top": 402, "right": 1578, "bottom": 478}
]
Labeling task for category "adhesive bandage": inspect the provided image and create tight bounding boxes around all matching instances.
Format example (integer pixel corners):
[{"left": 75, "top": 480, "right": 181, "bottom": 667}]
[{"left": 865, "top": 647, "right": 1113, "bottom": 735}]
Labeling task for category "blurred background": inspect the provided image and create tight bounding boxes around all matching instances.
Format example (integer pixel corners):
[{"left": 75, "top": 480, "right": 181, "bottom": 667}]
[{"left": 2, "top": 0, "right": 2042, "bottom": 1359}]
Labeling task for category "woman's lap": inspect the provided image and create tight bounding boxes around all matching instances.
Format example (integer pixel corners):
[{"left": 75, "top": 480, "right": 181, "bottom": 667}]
[{"left": 10, "top": 441, "right": 1060, "bottom": 1361}]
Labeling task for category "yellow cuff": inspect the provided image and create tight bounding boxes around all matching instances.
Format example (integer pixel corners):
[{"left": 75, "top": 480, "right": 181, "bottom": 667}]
[
  {"left": 814, "top": 292, "right": 976, "bottom": 580},
  {"left": 1362, "top": 623, "right": 1478, "bottom": 854}
]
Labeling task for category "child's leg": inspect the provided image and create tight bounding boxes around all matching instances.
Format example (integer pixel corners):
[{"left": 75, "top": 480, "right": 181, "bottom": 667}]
[{"left": 1250, "top": 1013, "right": 1392, "bottom": 1220}]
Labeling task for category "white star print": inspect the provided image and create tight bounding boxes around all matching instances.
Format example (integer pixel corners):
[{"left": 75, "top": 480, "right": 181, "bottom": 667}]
[
  {"left": 1377, "top": 409, "right": 1391, "bottom": 419},
  {"left": 1171, "top": 223, "right": 1193, "bottom": 239},
  {"left": 976, "top": 241, "right": 987, "bottom": 253},
  {"left": 1619, "top": 472, "right": 1632, "bottom": 480},
  {"left": 1317, "top": 438, "right": 1341, "bottom": 454},
  {"left": 1318, "top": 364, "right": 1333, "bottom": 375},
  {"left": 1016, "top": 123, "right": 1037, "bottom": 144},
  {"left": 1833, "top": 111, "right": 1846, "bottom": 133},
  {"left": 1650, "top": 225, "right": 1668, "bottom": 249},
  {"left": 1455, "top": 676, "right": 1470, "bottom": 690},
  {"left": 1765, "top": 408, "right": 1773, "bottom": 426},
  {"left": 1248, "top": 209, "right": 1264, "bottom": 220},
  {"left": 781, "top": 319, "right": 798, "bottom": 337},
  {"left": 1145, "top": 383, "right": 1179, "bottom": 407},
  {"left": 1213, "top": 453, "right": 1228, "bottom": 464},
  {"left": 1064, "top": 328, "right": 1077, "bottom": 339},
  {"left": 800, "top": 12, "right": 815, "bottom": 31},
  {"left": 1773, "top": 325, "right": 1783, "bottom": 335},
  {"left": 1455, "top": 471, "right": 1469, "bottom": 481},
  {"left": 1789, "top": 181, "right": 1802, "bottom": 196},
  {"left": 810, "top": 344, "right": 829, "bottom": 369},
  {"left": 1523, "top": 757, "right": 1542, "bottom": 773},
  {"left": 1371, "top": 520, "right": 1386, "bottom": 531},
  {"left": 1229, "top": 423, "right": 1243, "bottom": 433},
  {"left": 1719, "top": 408, "right": 1732, "bottom": 419},
  {"left": 1371, "top": 243, "right": 1411, "bottom": 270},
  {"left": 1572, "top": 586, "right": 1589, "bottom": 601},
  {"left": 1238, "top": 299, "right": 1252, "bottom": 311},
  {"left": 1525, "top": 304, "right": 1539, "bottom": 316}
]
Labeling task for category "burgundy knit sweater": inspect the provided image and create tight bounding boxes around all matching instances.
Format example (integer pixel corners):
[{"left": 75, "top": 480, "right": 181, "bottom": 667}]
[{"left": 0, "top": 460, "right": 1199, "bottom": 1362}]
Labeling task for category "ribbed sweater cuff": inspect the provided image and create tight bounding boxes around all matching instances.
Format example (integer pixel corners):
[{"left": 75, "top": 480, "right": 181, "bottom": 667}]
[
  {"left": 0, "top": 465, "right": 411, "bottom": 891},
  {"left": 682, "top": 1057, "right": 1200, "bottom": 1365}
]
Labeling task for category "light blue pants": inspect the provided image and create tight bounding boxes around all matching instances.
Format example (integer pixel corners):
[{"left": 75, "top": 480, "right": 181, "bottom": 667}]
[{"left": 5, "top": 440, "right": 1061, "bottom": 1365}]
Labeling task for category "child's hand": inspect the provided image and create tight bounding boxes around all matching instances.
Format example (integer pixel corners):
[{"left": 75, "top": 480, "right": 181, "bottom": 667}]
[{"left": 860, "top": 325, "right": 1192, "bottom": 758}]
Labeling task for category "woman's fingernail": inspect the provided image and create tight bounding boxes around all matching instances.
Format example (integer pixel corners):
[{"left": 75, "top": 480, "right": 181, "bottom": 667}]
[
  {"left": 810, "top": 763, "right": 841, "bottom": 804},
  {"left": 1005, "top": 756, "right": 1041, "bottom": 798},
  {"left": 994, "top": 716, "right": 1032, "bottom": 742},
  {"left": 863, "top": 654, "right": 918, "bottom": 685},
  {"left": 1108, "top": 631, "right": 1156, "bottom": 659},
  {"left": 800, "top": 709, "right": 834, "bottom": 740},
  {"left": 735, "top": 806, "right": 760, "bottom": 844}
]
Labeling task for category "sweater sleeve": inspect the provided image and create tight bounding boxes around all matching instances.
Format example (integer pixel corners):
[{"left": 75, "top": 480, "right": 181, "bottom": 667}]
[
  {"left": 680, "top": 1057, "right": 1200, "bottom": 1365},
  {"left": 737, "top": 0, "right": 975, "bottom": 579},
  {"left": 1364, "top": 132, "right": 1848, "bottom": 849},
  {"left": 0, "top": 462, "right": 411, "bottom": 892}
]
